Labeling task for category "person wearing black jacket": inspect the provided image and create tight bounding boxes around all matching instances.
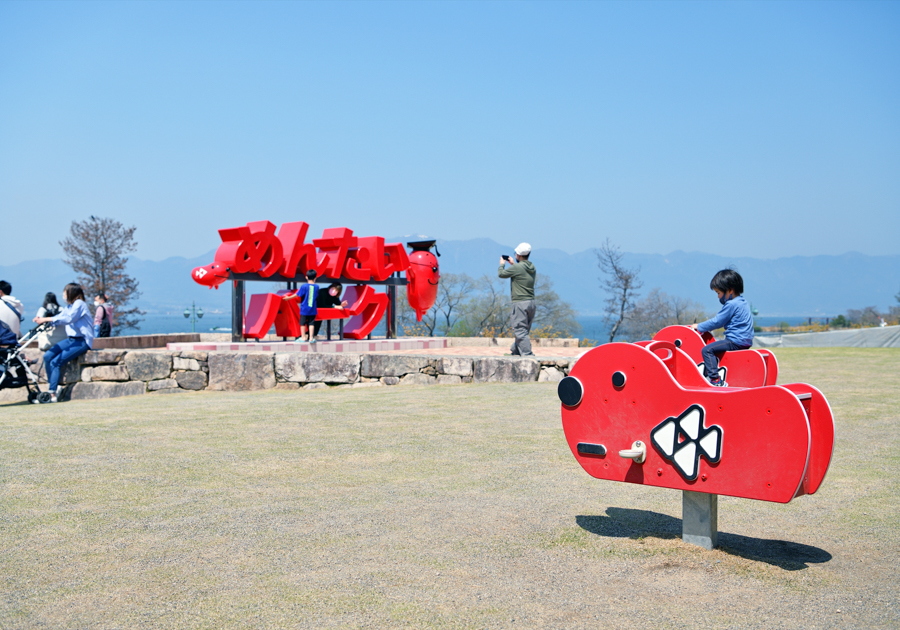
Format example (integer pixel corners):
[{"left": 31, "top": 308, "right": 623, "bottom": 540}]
[{"left": 313, "top": 283, "right": 348, "bottom": 338}]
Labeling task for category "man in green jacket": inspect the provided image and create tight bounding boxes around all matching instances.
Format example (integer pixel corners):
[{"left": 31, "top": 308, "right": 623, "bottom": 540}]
[{"left": 498, "top": 242, "right": 537, "bottom": 356}]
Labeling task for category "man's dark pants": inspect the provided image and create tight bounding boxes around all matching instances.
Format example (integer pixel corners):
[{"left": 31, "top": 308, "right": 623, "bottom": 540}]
[{"left": 509, "top": 300, "right": 536, "bottom": 356}]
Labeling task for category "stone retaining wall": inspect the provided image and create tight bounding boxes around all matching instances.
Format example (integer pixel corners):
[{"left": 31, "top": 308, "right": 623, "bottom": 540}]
[{"left": 48, "top": 350, "right": 576, "bottom": 400}]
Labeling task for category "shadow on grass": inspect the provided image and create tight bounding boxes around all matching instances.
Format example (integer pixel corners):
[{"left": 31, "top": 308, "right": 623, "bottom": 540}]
[{"left": 577, "top": 507, "right": 832, "bottom": 571}]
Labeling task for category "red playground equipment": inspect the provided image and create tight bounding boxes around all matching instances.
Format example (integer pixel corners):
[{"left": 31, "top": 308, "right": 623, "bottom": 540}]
[
  {"left": 652, "top": 325, "right": 779, "bottom": 387},
  {"left": 558, "top": 336, "right": 834, "bottom": 549},
  {"left": 191, "top": 220, "right": 440, "bottom": 341}
]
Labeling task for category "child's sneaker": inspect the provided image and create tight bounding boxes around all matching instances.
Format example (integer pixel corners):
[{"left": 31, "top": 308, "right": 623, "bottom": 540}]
[{"left": 710, "top": 378, "right": 728, "bottom": 387}]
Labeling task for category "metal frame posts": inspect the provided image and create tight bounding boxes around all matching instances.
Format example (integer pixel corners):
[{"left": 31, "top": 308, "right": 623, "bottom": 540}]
[
  {"left": 387, "top": 279, "right": 398, "bottom": 339},
  {"left": 228, "top": 274, "right": 406, "bottom": 343},
  {"left": 231, "top": 280, "right": 244, "bottom": 343}
]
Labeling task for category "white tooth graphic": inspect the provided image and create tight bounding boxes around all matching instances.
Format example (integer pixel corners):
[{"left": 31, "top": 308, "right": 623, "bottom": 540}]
[
  {"left": 653, "top": 420, "right": 676, "bottom": 456},
  {"left": 680, "top": 408, "right": 701, "bottom": 440},
  {"left": 699, "top": 429, "right": 720, "bottom": 460},
  {"left": 673, "top": 442, "right": 697, "bottom": 478}
]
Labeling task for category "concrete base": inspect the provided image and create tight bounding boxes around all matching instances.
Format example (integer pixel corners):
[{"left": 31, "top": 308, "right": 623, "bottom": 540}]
[{"left": 682, "top": 490, "right": 718, "bottom": 550}]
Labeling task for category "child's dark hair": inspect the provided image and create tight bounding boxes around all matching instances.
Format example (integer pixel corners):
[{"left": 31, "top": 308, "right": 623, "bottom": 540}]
[
  {"left": 710, "top": 269, "right": 743, "bottom": 295},
  {"left": 44, "top": 292, "right": 60, "bottom": 309},
  {"left": 0, "top": 280, "right": 11, "bottom": 295},
  {"left": 306, "top": 269, "right": 317, "bottom": 280}
]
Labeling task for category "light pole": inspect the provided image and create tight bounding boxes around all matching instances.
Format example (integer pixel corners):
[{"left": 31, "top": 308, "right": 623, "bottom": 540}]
[{"left": 184, "top": 302, "right": 204, "bottom": 332}]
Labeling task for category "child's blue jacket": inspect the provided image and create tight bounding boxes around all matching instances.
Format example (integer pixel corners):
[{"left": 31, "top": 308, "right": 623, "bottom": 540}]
[{"left": 697, "top": 295, "right": 754, "bottom": 347}]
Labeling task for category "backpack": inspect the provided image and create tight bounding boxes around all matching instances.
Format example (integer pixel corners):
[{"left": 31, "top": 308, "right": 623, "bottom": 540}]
[
  {"left": 0, "top": 320, "right": 16, "bottom": 346},
  {"left": 98, "top": 306, "right": 112, "bottom": 338}
]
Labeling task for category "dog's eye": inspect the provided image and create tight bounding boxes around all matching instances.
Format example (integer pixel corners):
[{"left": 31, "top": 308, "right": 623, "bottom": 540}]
[{"left": 558, "top": 376, "right": 583, "bottom": 407}]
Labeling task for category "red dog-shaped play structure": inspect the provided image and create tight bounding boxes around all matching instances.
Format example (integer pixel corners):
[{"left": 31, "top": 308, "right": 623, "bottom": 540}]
[
  {"left": 650, "top": 325, "right": 779, "bottom": 387},
  {"left": 558, "top": 331, "right": 834, "bottom": 548}
]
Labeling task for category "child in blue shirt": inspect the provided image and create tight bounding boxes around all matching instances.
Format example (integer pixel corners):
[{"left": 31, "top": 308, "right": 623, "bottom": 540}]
[
  {"left": 296, "top": 269, "right": 318, "bottom": 343},
  {"left": 690, "top": 269, "right": 754, "bottom": 387}
]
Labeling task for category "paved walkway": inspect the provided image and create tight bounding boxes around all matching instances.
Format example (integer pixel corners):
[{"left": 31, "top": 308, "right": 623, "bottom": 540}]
[{"left": 389, "top": 345, "right": 586, "bottom": 358}]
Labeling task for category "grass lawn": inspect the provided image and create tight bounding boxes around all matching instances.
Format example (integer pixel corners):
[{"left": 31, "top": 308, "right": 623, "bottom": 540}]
[{"left": 1, "top": 348, "right": 898, "bottom": 628}]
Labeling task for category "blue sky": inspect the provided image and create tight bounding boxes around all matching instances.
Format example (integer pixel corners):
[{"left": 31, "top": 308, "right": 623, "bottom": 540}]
[{"left": 1, "top": 0, "right": 897, "bottom": 264}]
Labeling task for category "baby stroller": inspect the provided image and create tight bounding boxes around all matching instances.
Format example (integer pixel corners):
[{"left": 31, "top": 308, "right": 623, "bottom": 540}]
[{"left": 0, "top": 322, "right": 54, "bottom": 404}]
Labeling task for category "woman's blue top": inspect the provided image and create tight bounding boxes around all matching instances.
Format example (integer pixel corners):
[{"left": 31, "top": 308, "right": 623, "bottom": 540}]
[{"left": 51, "top": 299, "right": 95, "bottom": 349}]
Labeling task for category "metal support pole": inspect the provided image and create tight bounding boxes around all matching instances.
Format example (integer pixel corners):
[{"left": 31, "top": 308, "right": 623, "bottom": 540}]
[
  {"left": 682, "top": 490, "right": 718, "bottom": 550},
  {"left": 327, "top": 320, "right": 332, "bottom": 341},
  {"left": 231, "top": 280, "right": 244, "bottom": 343},
  {"left": 387, "top": 283, "right": 397, "bottom": 339}
]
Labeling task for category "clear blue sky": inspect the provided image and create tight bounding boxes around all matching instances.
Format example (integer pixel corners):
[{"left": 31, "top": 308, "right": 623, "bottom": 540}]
[{"left": 1, "top": 0, "right": 897, "bottom": 264}]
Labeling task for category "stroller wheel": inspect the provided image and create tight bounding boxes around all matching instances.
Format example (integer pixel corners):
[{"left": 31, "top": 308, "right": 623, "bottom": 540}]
[
  {"left": 37, "top": 391, "right": 54, "bottom": 404},
  {"left": 27, "top": 390, "right": 38, "bottom": 404}
]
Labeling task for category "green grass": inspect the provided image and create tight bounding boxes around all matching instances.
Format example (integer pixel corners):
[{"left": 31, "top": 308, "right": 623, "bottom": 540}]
[{"left": 1, "top": 348, "right": 898, "bottom": 628}]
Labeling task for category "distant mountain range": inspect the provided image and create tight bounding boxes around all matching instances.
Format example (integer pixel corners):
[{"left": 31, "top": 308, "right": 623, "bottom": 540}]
[{"left": 1, "top": 239, "right": 897, "bottom": 319}]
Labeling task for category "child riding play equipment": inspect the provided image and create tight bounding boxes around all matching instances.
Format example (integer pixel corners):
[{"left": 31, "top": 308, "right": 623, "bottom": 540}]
[{"left": 558, "top": 337, "right": 834, "bottom": 549}]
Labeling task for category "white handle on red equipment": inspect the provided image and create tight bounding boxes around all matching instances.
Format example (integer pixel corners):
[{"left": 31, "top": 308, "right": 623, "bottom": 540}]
[{"left": 619, "top": 440, "right": 647, "bottom": 464}]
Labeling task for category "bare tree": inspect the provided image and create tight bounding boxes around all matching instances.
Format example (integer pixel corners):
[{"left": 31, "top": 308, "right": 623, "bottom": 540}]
[
  {"left": 457, "top": 275, "right": 511, "bottom": 337},
  {"left": 397, "top": 287, "right": 438, "bottom": 336},
  {"left": 434, "top": 273, "right": 476, "bottom": 334},
  {"left": 60, "top": 216, "right": 144, "bottom": 333},
  {"left": 846, "top": 306, "right": 882, "bottom": 328},
  {"left": 596, "top": 239, "right": 642, "bottom": 343},
  {"left": 623, "top": 289, "right": 709, "bottom": 341},
  {"left": 532, "top": 276, "right": 581, "bottom": 338},
  {"left": 397, "top": 273, "right": 476, "bottom": 337},
  {"left": 396, "top": 271, "right": 582, "bottom": 339}
]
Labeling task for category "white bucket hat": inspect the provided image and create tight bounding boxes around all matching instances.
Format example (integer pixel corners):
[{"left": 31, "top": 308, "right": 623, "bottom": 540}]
[{"left": 515, "top": 242, "right": 532, "bottom": 256}]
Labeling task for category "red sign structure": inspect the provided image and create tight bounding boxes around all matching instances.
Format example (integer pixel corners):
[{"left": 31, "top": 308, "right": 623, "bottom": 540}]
[
  {"left": 557, "top": 333, "right": 835, "bottom": 548},
  {"left": 191, "top": 220, "right": 440, "bottom": 341}
]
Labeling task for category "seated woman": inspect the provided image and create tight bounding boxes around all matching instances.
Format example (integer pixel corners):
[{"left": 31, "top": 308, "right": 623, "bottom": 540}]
[{"left": 32, "top": 283, "right": 94, "bottom": 403}]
